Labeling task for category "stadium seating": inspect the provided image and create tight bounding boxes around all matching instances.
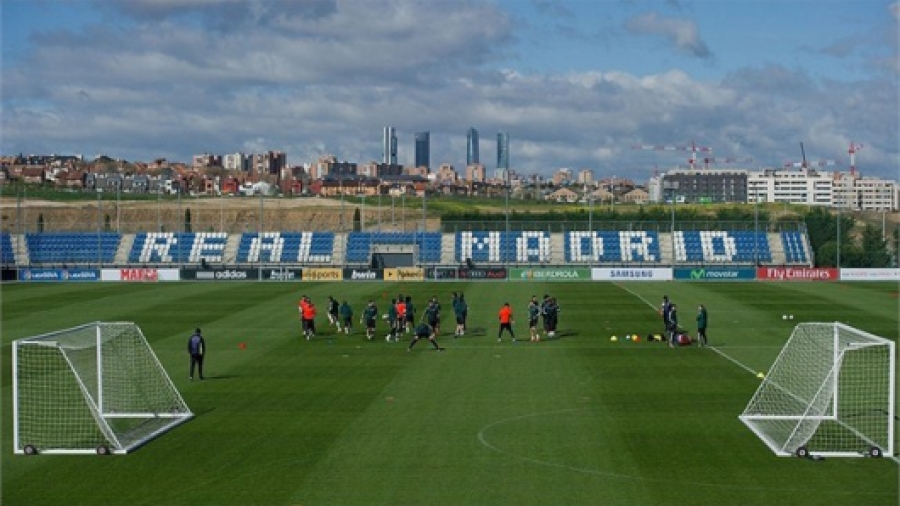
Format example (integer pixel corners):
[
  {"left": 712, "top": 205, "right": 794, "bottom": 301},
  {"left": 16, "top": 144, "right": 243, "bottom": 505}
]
[
  {"left": 673, "top": 231, "right": 771, "bottom": 264},
  {"left": 455, "top": 231, "right": 551, "bottom": 264},
  {"left": 236, "top": 232, "right": 334, "bottom": 263},
  {"left": 345, "top": 232, "right": 441, "bottom": 264},
  {"left": 129, "top": 232, "right": 228, "bottom": 263},
  {"left": 1, "top": 233, "right": 15, "bottom": 265},
  {"left": 565, "top": 231, "right": 660, "bottom": 263},
  {"left": 780, "top": 231, "right": 809, "bottom": 264},
  {"left": 25, "top": 232, "right": 121, "bottom": 264}
]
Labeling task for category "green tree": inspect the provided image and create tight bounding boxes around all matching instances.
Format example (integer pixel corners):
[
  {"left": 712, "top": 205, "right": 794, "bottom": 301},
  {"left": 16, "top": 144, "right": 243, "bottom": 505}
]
[
  {"left": 353, "top": 207, "right": 361, "bottom": 232},
  {"left": 37, "top": 213, "right": 44, "bottom": 233},
  {"left": 184, "top": 208, "right": 192, "bottom": 233},
  {"left": 859, "top": 224, "right": 891, "bottom": 267}
]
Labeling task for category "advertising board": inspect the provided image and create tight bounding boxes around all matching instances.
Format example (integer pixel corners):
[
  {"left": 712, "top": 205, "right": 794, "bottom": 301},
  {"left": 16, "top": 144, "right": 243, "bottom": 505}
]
[
  {"left": 839, "top": 268, "right": 900, "bottom": 281},
  {"left": 673, "top": 267, "right": 756, "bottom": 281},
  {"left": 591, "top": 268, "right": 673, "bottom": 281},
  {"left": 343, "top": 268, "right": 384, "bottom": 281},
  {"left": 384, "top": 267, "right": 424, "bottom": 281},
  {"left": 425, "top": 267, "right": 458, "bottom": 280},
  {"left": 302, "top": 268, "right": 342, "bottom": 281},
  {"left": 510, "top": 267, "right": 590, "bottom": 281},
  {"left": 182, "top": 268, "right": 259, "bottom": 281},
  {"left": 757, "top": 267, "right": 838, "bottom": 281},
  {"left": 20, "top": 268, "right": 100, "bottom": 282},
  {"left": 458, "top": 268, "right": 507, "bottom": 280}
]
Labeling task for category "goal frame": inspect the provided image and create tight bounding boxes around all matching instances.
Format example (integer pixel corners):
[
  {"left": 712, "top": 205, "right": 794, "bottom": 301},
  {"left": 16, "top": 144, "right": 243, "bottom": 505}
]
[
  {"left": 12, "top": 321, "right": 193, "bottom": 455},
  {"left": 739, "top": 322, "right": 895, "bottom": 458}
]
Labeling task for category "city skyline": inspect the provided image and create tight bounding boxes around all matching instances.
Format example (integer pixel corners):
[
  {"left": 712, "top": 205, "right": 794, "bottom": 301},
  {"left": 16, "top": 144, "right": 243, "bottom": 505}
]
[{"left": 1, "top": 0, "right": 897, "bottom": 179}]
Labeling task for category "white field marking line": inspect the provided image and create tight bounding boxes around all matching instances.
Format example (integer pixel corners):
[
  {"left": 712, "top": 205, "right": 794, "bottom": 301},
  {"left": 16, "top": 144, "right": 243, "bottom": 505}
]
[
  {"left": 614, "top": 283, "right": 900, "bottom": 464},
  {"left": 476, "top": 408, "right": 892, "bottom": 496},
  {"left": 613, "top": 282, "right": 758, "bottom": 375}
]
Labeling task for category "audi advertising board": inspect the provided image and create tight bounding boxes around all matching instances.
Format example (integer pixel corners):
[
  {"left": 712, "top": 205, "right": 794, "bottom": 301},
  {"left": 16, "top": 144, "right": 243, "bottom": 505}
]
[{"left": 458, "top": 268, "right": 507, "bottom": 280}]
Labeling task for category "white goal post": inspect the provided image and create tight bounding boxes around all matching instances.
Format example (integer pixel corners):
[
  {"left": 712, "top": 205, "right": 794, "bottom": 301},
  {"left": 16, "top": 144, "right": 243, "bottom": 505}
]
[
  {"left": 13, "top": 322, "right": 193, "bottom": 455},
  {"left": 740, "top": 322, "right": 895, "bottom": 458}
]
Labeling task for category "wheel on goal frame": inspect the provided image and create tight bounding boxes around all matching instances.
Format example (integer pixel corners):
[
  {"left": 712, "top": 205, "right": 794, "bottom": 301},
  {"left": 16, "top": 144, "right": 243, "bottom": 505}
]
[
  {"left": 795, "top": 446, "right": 809, "bottom": 458},
  {"left": 23, "top": 444, "right": 38, "bottom": 456},
  {"left": 869, "top": 446, "right": 883, "bottom": 458},
  {"left": 96, "top": 445, "right": 111, "bottom": 456}
]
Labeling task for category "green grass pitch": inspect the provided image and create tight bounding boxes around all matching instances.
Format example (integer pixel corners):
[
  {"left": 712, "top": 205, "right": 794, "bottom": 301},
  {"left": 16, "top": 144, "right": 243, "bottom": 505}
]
[{"left": 2, "top": 281, "right": 898, "bottom": 505}]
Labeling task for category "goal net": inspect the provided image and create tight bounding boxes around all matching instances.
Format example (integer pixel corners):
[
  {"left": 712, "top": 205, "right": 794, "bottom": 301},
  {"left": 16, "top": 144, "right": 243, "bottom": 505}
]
[
  {"left": 740, "top": 322, "right": 895, "bottom": 458},
  {"left": 13, "top": 322, "right": 193, "bottom": 455}
]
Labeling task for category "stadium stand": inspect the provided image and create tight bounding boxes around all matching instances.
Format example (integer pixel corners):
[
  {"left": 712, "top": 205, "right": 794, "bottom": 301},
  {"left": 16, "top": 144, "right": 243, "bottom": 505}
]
[
  {"left": 456, "top": 231, "right": 552, "bottom": 264},
  {"left": 673, "top": 231, "right": 772, "bottom": 264},
  {"left": 129, "top": 232, "right": 228, "bottom": 264},
  {"left": 236, "top": 232, "right": 334, "bottom": 263},
  {"left": 345, "top": 232, "right": 441, "bottom": 264},
  {"left": 1, "top": 233, "right": 15, "bottom": 265},
  {"left": 25, "top": 232, "right": 121, "bottom": 264},
  {"left": 780, "top": 231, "right": 809, "bottom": 264},
  {"left": 564, "top": 231, "right": 661, "bottom": 263}
]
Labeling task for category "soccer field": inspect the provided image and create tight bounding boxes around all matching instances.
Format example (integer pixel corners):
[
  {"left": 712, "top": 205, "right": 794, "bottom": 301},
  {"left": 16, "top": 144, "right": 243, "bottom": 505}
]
[{"left": 2, "top": 281, "right": 898, "bottom": 505}]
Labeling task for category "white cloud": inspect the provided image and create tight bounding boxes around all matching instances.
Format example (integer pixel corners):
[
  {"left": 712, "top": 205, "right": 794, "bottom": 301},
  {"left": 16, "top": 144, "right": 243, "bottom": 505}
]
[{"left": 624, "top": 11, "right": 712, "bottom": 60}]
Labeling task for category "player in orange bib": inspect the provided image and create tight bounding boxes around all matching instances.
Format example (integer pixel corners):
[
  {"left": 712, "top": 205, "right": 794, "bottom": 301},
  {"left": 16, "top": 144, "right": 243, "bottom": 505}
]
[{"left": 498, "top": 302, "right": 515, "bottom": 343}]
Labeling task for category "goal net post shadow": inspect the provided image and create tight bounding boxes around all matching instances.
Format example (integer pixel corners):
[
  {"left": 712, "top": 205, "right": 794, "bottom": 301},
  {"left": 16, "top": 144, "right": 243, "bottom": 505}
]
[
  {"left": 739, "top": 322, "right": 895, "bottom": 458},
  {"left": 13, "top": 322, "right": 193, "bottom": 455}
]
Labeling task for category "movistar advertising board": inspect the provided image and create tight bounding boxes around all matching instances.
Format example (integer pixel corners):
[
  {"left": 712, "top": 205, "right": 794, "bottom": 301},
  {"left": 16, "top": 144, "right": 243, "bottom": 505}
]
[
  {"left": 510, "top": 267, "right": 590, "bottom": 281},
  {"left": 673, "top": 267, "right": 756, "bottom": 281}
]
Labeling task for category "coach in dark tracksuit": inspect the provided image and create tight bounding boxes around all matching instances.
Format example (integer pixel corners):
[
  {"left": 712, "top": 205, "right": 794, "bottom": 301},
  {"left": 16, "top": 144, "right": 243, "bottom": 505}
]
[
  {"left": 188, "top": 328, "right": 205, "bottom": 381},
  {"left": 667, "top": 305, "right": 679, "bottom": 348}
]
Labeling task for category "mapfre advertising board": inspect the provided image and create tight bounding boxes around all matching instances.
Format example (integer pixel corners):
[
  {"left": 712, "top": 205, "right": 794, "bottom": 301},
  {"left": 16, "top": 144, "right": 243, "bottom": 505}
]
[
  {"left": 757, "top": 267, "right": 838, "bottom": 281},
  {"left": 840, "top": 268, "right": 900, "bottom": 281},
  {"left": 591, "top": 268, "right": 673, "bottom": 281}
]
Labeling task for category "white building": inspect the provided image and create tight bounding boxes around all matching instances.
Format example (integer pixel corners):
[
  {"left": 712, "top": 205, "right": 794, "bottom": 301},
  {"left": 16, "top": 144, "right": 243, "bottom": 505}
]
[
  {"left": 223, "top": 152, "right": 249, "bottom": 172},
  {"left": 747, "top": 168, "right": 833, "bottom": 206},
  {"left": 833, "top": 172, "right": 897, "bottom": 211}
]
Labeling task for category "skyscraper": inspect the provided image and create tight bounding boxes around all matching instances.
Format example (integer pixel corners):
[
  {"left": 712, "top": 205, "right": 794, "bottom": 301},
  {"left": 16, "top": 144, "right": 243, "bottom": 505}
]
[
  {"left": 414, "top": 131, "right": 430, "bottom": 170},
  {"left": 496, "top": 131, "right": 509, "bottom": 175},
  {"left": 467, "top": 127, "right": 480, "bottom": 166},
  {"left": 383, "top": 126, "right": 397, "bottom": 165}
]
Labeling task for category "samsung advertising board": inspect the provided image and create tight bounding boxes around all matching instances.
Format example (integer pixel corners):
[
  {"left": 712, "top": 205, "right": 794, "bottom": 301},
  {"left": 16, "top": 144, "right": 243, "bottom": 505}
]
[
  {"left": 591, "top": 268, "right": 673, "bottom": 281},
  {"left": 673, "top": 267, "right": 756, "bottom": 281}
]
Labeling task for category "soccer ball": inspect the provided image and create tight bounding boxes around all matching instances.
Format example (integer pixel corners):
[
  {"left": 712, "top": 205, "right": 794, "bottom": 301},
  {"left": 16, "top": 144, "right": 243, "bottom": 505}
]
[
  {"left": 626, "top": 335, "right": 632, "bottom": 341},
  {"left": 610, "top": 336, "right": 618, "bottom": 342},
  {"left": 789, "top": 315, "right": 794, "bottom": 320},
  {"left": 385, "top": 335, "right": 393, "bottom": 342},
  {"left": 782, "top": 314, "right": 788, "bottom": 320}
]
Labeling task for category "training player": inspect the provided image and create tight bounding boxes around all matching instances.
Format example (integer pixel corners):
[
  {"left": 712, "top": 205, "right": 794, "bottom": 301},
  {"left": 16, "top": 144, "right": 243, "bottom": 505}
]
[
  {"left": 386, "top": 299, "right": 399, "bottom": 342},
  {"left": 362, "top": 300, "right": 378, "bottom": 340},
  {"left": 298, "top": 295, "right": 311, "bottom": 339},
  {"left": 303, "top": 299, "right": 317, "bottom": 339},
  {"left": 340, "top": 300, "right": 353, "bottom": 335},
  {"left": 404, "top": 296, "right": 415, "bottom": 334},
  {"left": 660, "top": 295, "right": 672, "bottom": 335},
  {"left": 429, "top": 295, "right": 442, "bottom": 335},
  {"left": 453, "top": 293, "right": 467, "bottom": 337},
  {"left": 528, "top": 295, "right": 541, "bottom": 341},
  {"left": 498, "top": 302, "right": 515, "bottom": 342},
  {"left": 696, "top": 304, "right": 708, "bottom": 346},
  {"left": 395, "top": 297, "right": 407, "bottom": 338},
  {"left": 667, "top": 303, "right": 679, "bottom": 348},
  {"left": 407, "top": 321, "right": 444, "bottom": 352},
  {"left": 543, "top": 297, "right": 559, "bottom": 338},
  {"left": 327, "top": 296, "right": 341, "bottom": 332}
]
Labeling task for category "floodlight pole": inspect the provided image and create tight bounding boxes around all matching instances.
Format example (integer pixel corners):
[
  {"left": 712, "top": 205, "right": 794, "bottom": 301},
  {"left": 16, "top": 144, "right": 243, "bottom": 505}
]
[{"left": 836, "top": 203, "right": 841, "bottom": 269}]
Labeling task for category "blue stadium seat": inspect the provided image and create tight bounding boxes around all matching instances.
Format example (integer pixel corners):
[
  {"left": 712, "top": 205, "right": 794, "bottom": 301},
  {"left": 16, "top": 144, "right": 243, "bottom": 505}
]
[
  {"left": 25, "top": 232, "right": 121, "bottom": 264},
  {"left": 456, "top": 231, "right": 551, "bottom": 264},
  {"left": 673, "top": 231, "right": 771, "bottom": 264},
  {"left": 235, "top": 232, "right": 334, "bottom": 263}
]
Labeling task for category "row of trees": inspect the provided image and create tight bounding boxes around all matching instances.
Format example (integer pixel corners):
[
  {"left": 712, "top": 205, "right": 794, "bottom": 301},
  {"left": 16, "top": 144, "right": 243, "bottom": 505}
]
[{"left": 803, "top": 207, "right": 896, "bottom": 268}]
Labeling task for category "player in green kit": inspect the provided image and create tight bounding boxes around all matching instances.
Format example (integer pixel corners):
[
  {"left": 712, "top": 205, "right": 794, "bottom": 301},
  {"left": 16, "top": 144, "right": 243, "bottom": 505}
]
[
  {"left": 339, "top": 300, "right": 353, "bottom": 335},
  {"left": 528, "top": 296, "right": 541, "bottom": 341},
  {"left": 362, "top": 300, "right": 378, "bottom": 340}
]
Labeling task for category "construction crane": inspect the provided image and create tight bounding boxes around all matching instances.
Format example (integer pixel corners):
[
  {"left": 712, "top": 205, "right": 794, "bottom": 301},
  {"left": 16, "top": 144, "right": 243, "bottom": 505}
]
[
  {"left": 848, "top": 141, "right": 863, "bottom": 175},
  {"left": 783, "top": 142, "right": 835, "bottom": 169},
  {"left": 631, "top": 141, "right": 713, "bottom": 170},
  {"left": 700, "top": 157, "right": 754, "bottom": 169}
]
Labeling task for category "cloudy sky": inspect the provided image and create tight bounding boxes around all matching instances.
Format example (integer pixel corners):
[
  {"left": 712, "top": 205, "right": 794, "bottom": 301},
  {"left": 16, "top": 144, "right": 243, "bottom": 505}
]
[{"left": 2, "top": 0, "right": 898, "bottom": 180}]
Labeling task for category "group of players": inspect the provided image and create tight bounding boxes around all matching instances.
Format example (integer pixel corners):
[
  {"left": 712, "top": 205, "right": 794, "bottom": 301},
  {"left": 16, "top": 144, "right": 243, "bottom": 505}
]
[
  {"left": 297, "top": 292, "right": 563, "bottom": 350},
  {"left": 660, "top": 295, "right": 708, "bottom": 347}
]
